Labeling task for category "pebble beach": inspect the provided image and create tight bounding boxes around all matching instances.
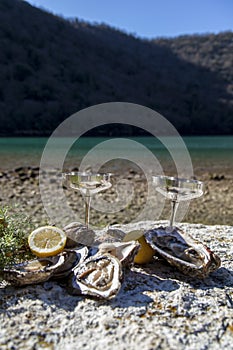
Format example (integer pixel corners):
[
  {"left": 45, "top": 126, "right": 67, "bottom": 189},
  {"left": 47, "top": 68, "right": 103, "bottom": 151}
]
[{"left": 0, "top": 166, "right": 232, "bottom": 227}]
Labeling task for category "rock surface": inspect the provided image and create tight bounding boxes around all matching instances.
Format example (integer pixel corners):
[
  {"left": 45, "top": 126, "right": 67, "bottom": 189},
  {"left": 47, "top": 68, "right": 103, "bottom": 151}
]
[{"left": 1, "top": 221, "right": 233, "bottom": 350}]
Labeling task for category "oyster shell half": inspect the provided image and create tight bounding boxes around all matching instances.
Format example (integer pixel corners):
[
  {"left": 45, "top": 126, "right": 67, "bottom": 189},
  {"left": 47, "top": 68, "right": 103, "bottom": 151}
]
[
  {"left": 52, "top": 247, "right": 89, "bottom": 279},
  {"left": 3, "top": 247, "right": 89, "bottom": 286},
  {"left": 145, "top": 227, "right": 221, "bottom": 278},
  {"left": 69, "top": 253, "right": 122, "bottom": 299},
  {"left": 98, "top": 241, "right": 140, "bottom": 267},
  {"left": 3, "top": 254, "right": 66, "bottom": 286}
]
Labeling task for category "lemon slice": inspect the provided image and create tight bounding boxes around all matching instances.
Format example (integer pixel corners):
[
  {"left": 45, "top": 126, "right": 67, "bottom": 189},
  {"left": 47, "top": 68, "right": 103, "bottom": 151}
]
[{"left": 28, "top": 226, "right": 67, "bottom": 257}]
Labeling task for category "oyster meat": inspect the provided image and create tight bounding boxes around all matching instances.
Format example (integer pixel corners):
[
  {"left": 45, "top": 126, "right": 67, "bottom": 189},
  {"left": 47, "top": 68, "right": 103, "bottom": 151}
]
[
  {"left": 69, "top": 253, "right": 122, "bottom": 299},
  {"left": 145, "top": 227, "right": 221, "bottom": 278}
]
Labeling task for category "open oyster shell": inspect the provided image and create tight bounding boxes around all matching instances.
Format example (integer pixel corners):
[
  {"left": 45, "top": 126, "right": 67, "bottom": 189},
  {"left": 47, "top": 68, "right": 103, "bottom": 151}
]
[
  {"left": 3, "top": 247, "right": 89, "bottom": 286},
  {"left": 3, "top": 254, "right": 66, "bottom": 286},
  {"left": 69, "top": 253, "right": 122, "bottom": 299},
  {"left": 98, "top": 241, "right": 140, "bottom": 267},
  {"left": 145, "top": 227, "right": 221, "bottom": 278},
  {"left": 52, "top": 247, "right": 89, "bottom": 279}
]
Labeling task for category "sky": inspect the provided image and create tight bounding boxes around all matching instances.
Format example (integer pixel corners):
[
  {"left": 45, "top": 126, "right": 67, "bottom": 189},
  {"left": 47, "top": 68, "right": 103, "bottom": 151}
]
[{"left": 26, "top": 0, "right": 233, "bottom": 38}]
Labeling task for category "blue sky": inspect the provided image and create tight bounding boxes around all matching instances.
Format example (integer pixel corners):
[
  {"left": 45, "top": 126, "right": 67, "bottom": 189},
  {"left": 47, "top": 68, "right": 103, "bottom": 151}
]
[{"left": 26, "top": 0, "right": 233, "bottom": 38}]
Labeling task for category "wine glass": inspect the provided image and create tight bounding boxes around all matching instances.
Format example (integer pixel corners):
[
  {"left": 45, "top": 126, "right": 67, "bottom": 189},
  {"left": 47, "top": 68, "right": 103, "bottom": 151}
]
[
  {"left": 152, "top": 175, "right": 204, "bottom": 230},
  {"left": 63, "top": 171, "right": 112, "bottom": 228}
]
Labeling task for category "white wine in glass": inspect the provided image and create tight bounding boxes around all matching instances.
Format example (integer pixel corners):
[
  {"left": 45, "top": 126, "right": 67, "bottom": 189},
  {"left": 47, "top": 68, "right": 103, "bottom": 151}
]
[
  {"left": 63, "top": 172, "right": 112, "bottom": 228},
  {"left": 152, "top": 175, "right": 204, "bottom": 229}
]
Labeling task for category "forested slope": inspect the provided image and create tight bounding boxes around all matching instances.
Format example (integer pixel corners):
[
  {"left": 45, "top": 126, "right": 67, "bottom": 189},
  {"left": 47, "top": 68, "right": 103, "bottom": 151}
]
[{"left": 0, "top": 0, "right": 232, "bottom": 135}]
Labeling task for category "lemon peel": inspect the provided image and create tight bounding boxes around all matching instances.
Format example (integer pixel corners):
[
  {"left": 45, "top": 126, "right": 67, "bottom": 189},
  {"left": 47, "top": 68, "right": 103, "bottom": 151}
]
[
  {"left": 123, "top": 229, "right": 155, "bottom": 264},
  {"left": 134, "top": 235, "right": 155, "bottom": 264}
]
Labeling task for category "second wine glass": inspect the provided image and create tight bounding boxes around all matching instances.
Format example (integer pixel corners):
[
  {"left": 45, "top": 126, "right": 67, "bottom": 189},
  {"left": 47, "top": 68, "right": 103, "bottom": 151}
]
[
  {"left": 63, "top": 171, "right": 112, "bottom": 228},
  {"left": 152, "top": 175, "right": 204, "bottom": 230}
]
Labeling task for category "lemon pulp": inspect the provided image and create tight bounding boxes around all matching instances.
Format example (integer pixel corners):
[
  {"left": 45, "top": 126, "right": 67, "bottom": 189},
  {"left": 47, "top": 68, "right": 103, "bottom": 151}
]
[{"left": 28, "top": 226, "right": 67, "bottom": 257}]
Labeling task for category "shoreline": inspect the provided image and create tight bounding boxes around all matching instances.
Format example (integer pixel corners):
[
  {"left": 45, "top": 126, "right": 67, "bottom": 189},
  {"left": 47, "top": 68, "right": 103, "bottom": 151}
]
[{"left": 0, "top": 135, "right": 232, "bottom": 173}]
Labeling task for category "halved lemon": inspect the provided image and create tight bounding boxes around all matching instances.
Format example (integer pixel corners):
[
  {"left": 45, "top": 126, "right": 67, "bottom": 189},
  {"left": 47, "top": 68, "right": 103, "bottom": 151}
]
[
  {"left": 134, "top": 235, "right": 155, "bottom": 264},
  {"left": 123, "top": 230, "right": 155, "bottom": 264},
  {"left": 28, "top": 226, "right": 67, "bottom": 257}
]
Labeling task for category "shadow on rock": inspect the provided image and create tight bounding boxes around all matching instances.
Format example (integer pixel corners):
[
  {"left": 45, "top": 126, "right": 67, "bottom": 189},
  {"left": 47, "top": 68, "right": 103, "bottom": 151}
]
[
  {"left": 1, "top": 263, "right": 231, "bottom": 313},
  {"left": 0, "top": 281, "right": 82, "bottom": 312},
  {"left": 139, "top": 258, "right": 233, "bottom": 290},
  {"left": 188, "top": 267, "right": 233, "bottom": 290},
  {"left": 109, "top": 267, "right": 180, "bottom": 308}
]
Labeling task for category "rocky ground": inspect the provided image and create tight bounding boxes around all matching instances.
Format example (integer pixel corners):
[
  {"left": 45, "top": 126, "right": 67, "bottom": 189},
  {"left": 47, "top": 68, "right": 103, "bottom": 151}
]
[
  {"left": 0, "top": 221, "right": 233, "bottom": 350},
  {"left": 0, "top": 166, "right": 232, "bottom": 227}
]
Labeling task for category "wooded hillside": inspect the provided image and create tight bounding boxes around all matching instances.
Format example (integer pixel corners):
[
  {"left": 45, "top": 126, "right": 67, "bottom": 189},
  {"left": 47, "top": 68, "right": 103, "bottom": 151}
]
[{"left": 0, "top": 0, "right": 232, "bottom": 135}]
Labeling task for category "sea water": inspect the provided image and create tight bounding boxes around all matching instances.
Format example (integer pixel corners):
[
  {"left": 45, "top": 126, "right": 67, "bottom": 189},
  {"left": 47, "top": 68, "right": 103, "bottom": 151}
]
[{"left": 0, "top": 136, "right": 232, "bottom": 173}]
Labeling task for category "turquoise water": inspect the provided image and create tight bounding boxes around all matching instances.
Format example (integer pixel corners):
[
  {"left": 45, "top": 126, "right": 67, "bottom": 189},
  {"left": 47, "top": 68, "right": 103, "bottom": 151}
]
[{"left": 0, "top": 136, "right": 232, "bottom": 172}]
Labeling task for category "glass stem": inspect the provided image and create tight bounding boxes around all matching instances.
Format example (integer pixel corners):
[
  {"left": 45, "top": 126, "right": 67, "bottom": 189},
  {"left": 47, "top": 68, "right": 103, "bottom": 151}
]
[
  {"left": 84, "top": 196, "right": 91, "bottom": 228},
  {"left": 169, "top": 200, "right": 179, "bottom": 228}
]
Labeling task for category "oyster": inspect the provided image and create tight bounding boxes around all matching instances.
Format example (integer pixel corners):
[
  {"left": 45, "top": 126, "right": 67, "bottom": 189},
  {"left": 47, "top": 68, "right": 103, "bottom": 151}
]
[
  {"left": 3, "top": 247, "right": 89, "bottom": 286},
  {"left": 52, "top": 247, "right": 89, "bottom": 279},
  {"left": 145, "top": 227, "right": 221, "bottom": 278},
  {"left": 3, "top": 253, "right": 66, "bottom": 286},
  {"left": 69, "top": 253, "right": 122, "bottom": 299},
  {"left": 63, "top": 222, "right": 95, "bottom": 247},
  {"left": 98, "top": 241, "right": 140, "bottom": 267},
  {"left": 94, "top": 228, "right": 126, "bottom": 244}
]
